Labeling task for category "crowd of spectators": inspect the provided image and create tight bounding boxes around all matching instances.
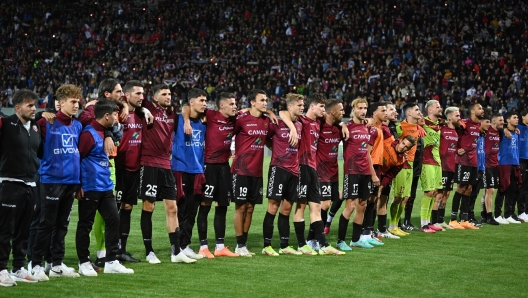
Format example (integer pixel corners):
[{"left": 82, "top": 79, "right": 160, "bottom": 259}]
[{"left": 1, "top": 0, "right": 528, "bottom": 118}]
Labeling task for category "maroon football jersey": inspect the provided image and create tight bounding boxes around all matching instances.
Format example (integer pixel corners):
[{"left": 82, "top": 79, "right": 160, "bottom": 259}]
[
  {"left": 440, "top": 125, "right": 459, "bottom": 172},
  {"left": 316, "top": 122, "right": 342, "bottom": 183},
  {"left": 140, "top": 100, "right": 177, "bottom": 169},
  {"left": 115, "top": 111, "right": 143, "bottom": 172},
  {"left": 204, "top": 109, "right": 236, "bottom": 164},
  {"left": 455, "top": 118, "right": 481, "bottom": 167},
  {"left": 231, "top": 111, "right": 270, "bottom": 177},
  {"left": 269, "top": 119, "right": 302, "bottom": 176},
  {"left": 484, "top": 126, "right": 500, "bottom": 168},
  {"left": 298, "top": 115, "right": 322, "bottom": 169},
  {"left": 343, "top": 121, "right": 373, "bottom": 175}
]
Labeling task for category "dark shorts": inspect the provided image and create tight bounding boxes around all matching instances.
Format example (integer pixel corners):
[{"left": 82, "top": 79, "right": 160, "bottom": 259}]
[
  {"left": 320, "top": 182, "right": 340, "bottom": 201},
  {"left": 204, "top": 163, "right": 232, "bottom": 206},
  {"left": 455, "top": 164, "right": 478, "bottom": 186},
  {"left": 299, "top": 165, "right": 321, "bottom": 203},
  {"left": 232, "top": 174, "right": 263, "bottom": 205},
  {"left": 441, "top": 171, "right": 455, "bottom": 191},
  {"left": 115, "top": 167, "right": 140, "bottom": 205},
  {"left": 482, "top": 167, "right": 499, "bottom": 189},
  {"left": 267, "top": 166, "right": 299, "bottom": 202},
  {"left": 138, "top": 166, "right": 176, "bottom": 202},
  {"left": 343, "top": 174, "right": 372, "bottom": 201}
]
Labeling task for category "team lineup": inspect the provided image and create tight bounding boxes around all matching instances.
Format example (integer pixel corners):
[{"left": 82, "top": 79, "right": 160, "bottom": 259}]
[{"left": 1, "top": 78, "right": 528, "bottom": 286}]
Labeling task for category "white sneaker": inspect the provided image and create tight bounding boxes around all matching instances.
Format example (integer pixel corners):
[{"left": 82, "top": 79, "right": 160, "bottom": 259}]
[
  {"left": 378, "top": 230, "right": 400, "bottom": 239},
  {"left": 234, "top": 246, "right": 253, "bottom": 257},
  {"left": 182, "top": 247, "right": 204, "bottom": 260},
  {"left": 433, "top": 223, "right": 446, "bottom": 231},
  {"left": 104, "top": 261, "right": 134, "bottom": 274},
  {"left": 505, "top": 216, "right": 521, "bottom": 224},
  {"left": 0, "top": 269, "right": 17, "bottom": 287},
  {"left": 78, "top": 261, "right": 98, "bottom": 277},
  {"left": 519, "top": 213, "right": 528, "bottom": 221},
  {"left": 495, "top": 216, "right": 509, "bottom": 224},
  {"left": 171, "top": 252, "right": 196, "bottom": 263},
  {"left": 49, "top": 264, "right": 80, "bottom": 278},
  {"left": 10, "top": 268, "right": 37, "bottom": 283},
  {"left": 31, "top": 265, "right": 49, "bottom": 282},
  {"left": 146, "top": 252, "right": 161, "bottom": 264},
  {"left": 439, "top": 222, "right": 454, "bottom": 230}
]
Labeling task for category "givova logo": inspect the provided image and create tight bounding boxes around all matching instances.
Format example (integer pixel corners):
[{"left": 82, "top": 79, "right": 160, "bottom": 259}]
[{"left": 54, "top": 134, "right": 79, "bottom": 154}]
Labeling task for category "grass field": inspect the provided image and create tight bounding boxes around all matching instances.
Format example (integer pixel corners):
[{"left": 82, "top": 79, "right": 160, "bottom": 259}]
[{"left": 6, "top": 157, "right": 528, "bottom": 297}]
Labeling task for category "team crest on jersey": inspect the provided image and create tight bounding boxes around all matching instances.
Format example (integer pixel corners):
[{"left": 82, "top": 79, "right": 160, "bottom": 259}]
[
  {"left": 361, "top": 141, "right": 368, "bottom": 147},
  {"left": 227, "top": 133, "right": 233, "bottom": 139},
  {"left": 32, "top": 125, "right": 38, "bottom": 132},
  {"left": 254, "top": 138, "right": 262, "bottom": 145},
  {"left": 331, "top": 146, "right": 338, "bottom": 152},
  {"left": 494, "top": 143, "right": 499, "bottom": 148},
  {"left": 132, "top": 132, "right": 140, "bottom": 139},
  {"left": 313, "top": 139, "right": 318, "bottom": 146},
  {"left": 450, "top": 143, "right": 456, "bottom": 148}
]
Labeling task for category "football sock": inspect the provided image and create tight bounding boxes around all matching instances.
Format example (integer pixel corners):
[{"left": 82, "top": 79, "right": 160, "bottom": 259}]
[
  {"left": 141, "top": 210, "right": 154, "bottom": 255},
  {"left": 306, "top": 223, "right": 314, "bottom": 241},
  {"left": 170, "top": 227, "right": 181, "bottom": 255},
  {"left": 351, "top": 223, "right": 362, "bottom": 242},
  {"left": 362, "top": 201, "right": 375, "bottom": 231},
  {"left": 321, "top": 208, "right": 328, "bottom": 227},
  {"left": 438, "top": 208, "right": 446, "bottom": 223},
  {"left": 420, "top": 196, "right": 433, "bottom": 224},
  {"left": 389, "top": 202, "right": 399, "bottom": 227},
  {"left": 378, "top": 214, "right": 387, "bottom": 233},
  {"left": 119, "top": 209, "right": 132, "bottom": 253},
  {"left": 451, "top": 192, "right": 462, "bottom": 220},
  {"left": 263, "top": 212, "right": 275, "bottom": 247},
  {"left": 328, "top": 199, "right": 344, "bottom": 224},
  {"left": 396, "top": 203, "right": 405, "bottom": 225},
  {"left": 431, "top": 210, "right": 438, "bottom": 225},
  {"left": 460, "top": 194, "right": 470, "bottom": 221},
  {"left": 312, "top": 220, "right": 327, "bottom": 247},
  {"left": 293, "top": 221, "right": 306, "bottom": 247},
  {"left": 278, "top": 213, "right": 290, "bottom": 249},
  {"left": 198, "top": 205, "right": 211, "bottom": 247},
  {"left": 337, "top": 215, "right": 349, "bottom": 242},
  {"left": 214, "top": 206, "right": 227, "bottom": 249},
  {"left": 405, "top": 197, "right": 415, "bottom": 222}
]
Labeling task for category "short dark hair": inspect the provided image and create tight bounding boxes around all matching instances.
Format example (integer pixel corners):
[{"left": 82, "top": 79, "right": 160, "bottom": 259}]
[
  {"left": 216, "top": 92, "right": 235, "bottom": 108},
  {"left": 188, "top": 88, "right": 208, "bottom": 102},
  {"left": 521, "top": 109, "right": 528, "bottom": 118},
  {"left": 307, "top": 93, "right": 326, "bottom": 106},
  {"left": 369, "top": 101, "right": 387, "bottom": 117},
  {"left": 151, "top": 84, "right": 170, "bottom": 97},
  {"left": 468, "top": 102, "right": 480, "bottom": 112},
  {"left": 123, "top": 80, "right": 144, "bottom": 94},
  {"left": 402, "top": 102, "right": 418, "bottom": 116},
  {"left": 504, "top": 111, "right": 517, "bottom": 121},
  {"left": 248, "top": 89, "right": 267, "bottom": 103},
  {"left": 12, "top": 89, "right": 39, "bottom": 106},
  {"left": 325, "top": 98, "right": 342, "bottom": 111},
  {"left": 94, "top": 99, "right": 119, "bottom": 119},
  {"left": 98, "top": 78, "right": 120, "bottom": 99},
  {"left": 403, "top": 135, "right": 417, "bottom": 146}
]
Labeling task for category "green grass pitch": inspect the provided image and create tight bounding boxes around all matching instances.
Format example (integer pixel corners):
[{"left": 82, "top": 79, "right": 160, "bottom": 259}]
[{"left": 7, "top": 157, "right": 528, "bottom": 297}]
